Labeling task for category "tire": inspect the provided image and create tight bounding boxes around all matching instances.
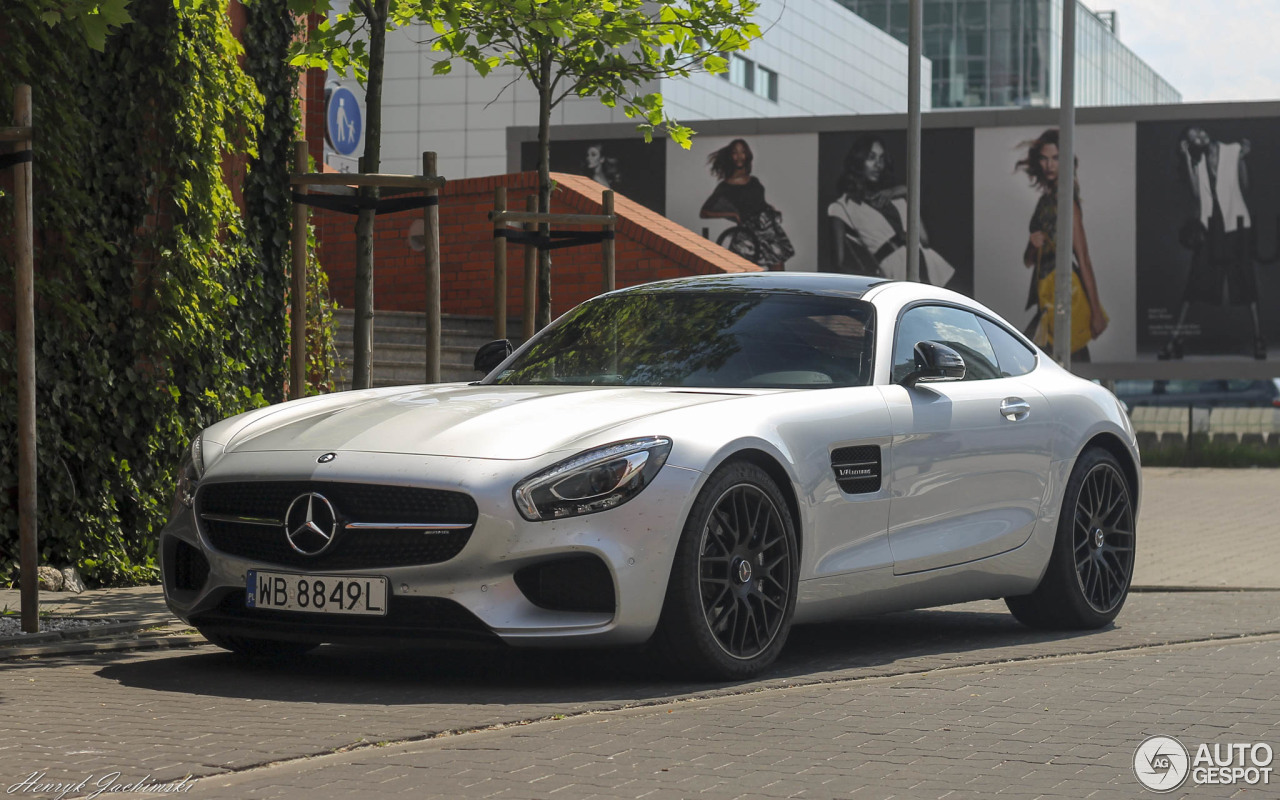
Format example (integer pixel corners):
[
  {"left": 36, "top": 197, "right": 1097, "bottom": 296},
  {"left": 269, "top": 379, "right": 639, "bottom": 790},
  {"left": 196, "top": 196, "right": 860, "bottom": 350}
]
[
  {"left": 1006, "top": 447, "right": 1136, "bottom": 629},
  {"left": 653, "top": 460, "right": 799, "bottom": 680},
  {"left": 198, "top": 629, "right": 319, "bottom": 660}
]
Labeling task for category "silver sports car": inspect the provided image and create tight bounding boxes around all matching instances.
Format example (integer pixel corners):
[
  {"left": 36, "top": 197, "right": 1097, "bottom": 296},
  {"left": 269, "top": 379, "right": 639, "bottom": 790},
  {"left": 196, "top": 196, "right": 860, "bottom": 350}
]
[{"left": 161, "top": 273, "right": 1139, "bottom": 679}]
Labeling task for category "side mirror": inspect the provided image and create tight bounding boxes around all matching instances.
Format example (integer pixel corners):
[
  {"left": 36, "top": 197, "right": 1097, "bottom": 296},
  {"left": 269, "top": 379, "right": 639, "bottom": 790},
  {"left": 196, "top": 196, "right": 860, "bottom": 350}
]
[
  {"left": 473, "top": 339, "right": 513, "bottom": 374},
  {"left": 902, "top": 341, "right": 966, "bottom": 387}
]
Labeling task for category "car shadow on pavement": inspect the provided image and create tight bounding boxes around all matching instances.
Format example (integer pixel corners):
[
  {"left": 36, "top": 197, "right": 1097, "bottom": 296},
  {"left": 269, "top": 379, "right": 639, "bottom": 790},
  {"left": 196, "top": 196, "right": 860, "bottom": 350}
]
[{"left": 94, "top": 602, "right": 1103, "bottom": 706}]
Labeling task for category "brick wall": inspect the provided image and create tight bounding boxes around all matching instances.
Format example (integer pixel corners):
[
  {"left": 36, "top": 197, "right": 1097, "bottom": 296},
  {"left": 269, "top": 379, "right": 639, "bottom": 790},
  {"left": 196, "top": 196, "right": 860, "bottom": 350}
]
[{"left": 313, "top": 171, "right": 761, "bottom": 320}]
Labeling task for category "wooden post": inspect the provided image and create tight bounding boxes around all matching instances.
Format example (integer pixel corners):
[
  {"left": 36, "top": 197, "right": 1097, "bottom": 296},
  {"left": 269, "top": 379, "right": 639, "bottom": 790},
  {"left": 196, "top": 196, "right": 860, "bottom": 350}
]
[
  {"left": 14, "top": 86, "right": 38, "bottom": 633},
  {"left": 601, "top": 190, "right": 616, "bottom": 293},
  {"left": 524, "top": 195, "right": 537, "bottom": 342},
  {"left": 290, "top": 142, "right": 308, "bottom": 401},
  {"left": 492, "top": 187, "right": 507, "bottom": 339},
  {"left": 423, "top": 152, "right": 441, "bottom": 384}
]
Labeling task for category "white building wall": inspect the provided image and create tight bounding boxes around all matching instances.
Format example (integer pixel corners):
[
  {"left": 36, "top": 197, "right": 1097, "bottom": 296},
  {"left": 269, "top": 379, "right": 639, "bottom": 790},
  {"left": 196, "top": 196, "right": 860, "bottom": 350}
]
[
  {"left": 660, "top": 0, "right": 930, "bottom": 122},
  {"left": 340, "top": 0, "right": 928, "bottom": 179}
]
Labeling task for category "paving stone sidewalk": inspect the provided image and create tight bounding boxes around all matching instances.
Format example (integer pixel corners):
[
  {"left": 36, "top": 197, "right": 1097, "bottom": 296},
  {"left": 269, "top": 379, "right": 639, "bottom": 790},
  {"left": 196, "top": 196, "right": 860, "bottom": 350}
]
[
  {"left": 1131, "top": 467, "right": 1280, "bottom": 588},
  {"left": 180, "top": 635, "right": 1280, "bottom": 800}
]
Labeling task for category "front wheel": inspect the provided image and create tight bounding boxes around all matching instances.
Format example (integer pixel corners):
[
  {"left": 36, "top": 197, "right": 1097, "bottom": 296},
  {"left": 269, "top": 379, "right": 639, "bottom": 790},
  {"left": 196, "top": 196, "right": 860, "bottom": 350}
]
[
  {"left": 1006, "top": 447, "right": 1136, "bottom": 629},
  {"left": 653, "top": 461, "right": 799, "bottom": 680}
]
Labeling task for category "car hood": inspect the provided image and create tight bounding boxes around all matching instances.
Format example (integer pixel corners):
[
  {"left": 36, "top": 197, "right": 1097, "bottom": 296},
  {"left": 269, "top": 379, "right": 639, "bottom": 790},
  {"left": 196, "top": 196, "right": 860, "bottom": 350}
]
[{"left": 216, "top": 384, "right": 763, "bottom": 460}]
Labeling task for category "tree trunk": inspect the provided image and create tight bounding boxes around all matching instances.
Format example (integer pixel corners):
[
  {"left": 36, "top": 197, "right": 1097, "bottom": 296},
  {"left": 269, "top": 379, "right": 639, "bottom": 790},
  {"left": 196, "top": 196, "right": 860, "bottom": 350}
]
[
  {"left": 536, "top": 47, "right": 554, "bottom": 330},
  {"left": 353, "top": 0, "right": 390, "bottom": 389}
]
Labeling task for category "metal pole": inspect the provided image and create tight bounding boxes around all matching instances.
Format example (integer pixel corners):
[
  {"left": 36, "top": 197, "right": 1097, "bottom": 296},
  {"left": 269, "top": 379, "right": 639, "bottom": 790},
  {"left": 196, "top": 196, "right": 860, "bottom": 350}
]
[
  {"left": 601, "top": 190, "right": 615, "bottom": 293},
  {"left": 492, "top": 187, "right": 507, "bottom": 339},
  {"left": 523, "top": 195, "right": 537, "bottom": 342},
  {"left": 905, "top": 0, "right": 922, "bottom": 283},
  {"left": 14, "top": 85, "right": 38, "bottom": 633},
  {"left": 423, "top": 152, "right": 441, "bottom": 383},
  {"left": 1054, "top": 0, "right": 1076, "bottom": 369},
  {"left": 290, "top": 142, "right": 308, "bottom": 400}
]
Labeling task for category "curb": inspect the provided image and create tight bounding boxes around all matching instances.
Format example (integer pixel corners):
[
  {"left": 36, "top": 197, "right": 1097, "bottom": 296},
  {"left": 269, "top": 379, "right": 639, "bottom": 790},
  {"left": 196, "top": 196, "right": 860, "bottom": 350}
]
[
  {"left": 0, "top": 622, "right": 209, "bottom": 661},
  {"left": 0, "top": 633, "right": 209, "bottom": 660}
]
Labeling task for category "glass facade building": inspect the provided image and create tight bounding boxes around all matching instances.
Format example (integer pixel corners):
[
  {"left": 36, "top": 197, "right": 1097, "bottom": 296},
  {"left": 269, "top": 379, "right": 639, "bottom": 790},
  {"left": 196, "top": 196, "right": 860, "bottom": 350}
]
[{"left": 842, "top": 0, "right": 1180, "bottom": 109}]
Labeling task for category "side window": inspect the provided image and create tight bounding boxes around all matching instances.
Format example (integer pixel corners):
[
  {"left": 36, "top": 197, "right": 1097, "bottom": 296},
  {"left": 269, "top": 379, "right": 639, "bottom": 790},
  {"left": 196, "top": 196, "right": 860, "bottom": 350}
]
[
  {"left": 978, "top": 317, "right": 1038, "bottom": 377},
  {"left": 893, "top": 305, "right": 1000, "bottom": 383}
]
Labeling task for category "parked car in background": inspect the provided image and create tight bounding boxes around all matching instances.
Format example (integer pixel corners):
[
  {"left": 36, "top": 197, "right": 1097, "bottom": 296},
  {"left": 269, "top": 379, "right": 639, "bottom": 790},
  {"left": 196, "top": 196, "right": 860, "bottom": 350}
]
[{"left": 1114, "top": 379, "right": 1280, "bottom": 409}]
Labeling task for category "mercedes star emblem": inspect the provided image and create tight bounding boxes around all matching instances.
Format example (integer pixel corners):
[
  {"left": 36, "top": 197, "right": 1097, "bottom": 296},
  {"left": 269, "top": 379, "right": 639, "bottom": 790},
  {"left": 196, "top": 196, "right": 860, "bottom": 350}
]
[{"left": 283, "top": 492, "right": 339, "bottom": 556}]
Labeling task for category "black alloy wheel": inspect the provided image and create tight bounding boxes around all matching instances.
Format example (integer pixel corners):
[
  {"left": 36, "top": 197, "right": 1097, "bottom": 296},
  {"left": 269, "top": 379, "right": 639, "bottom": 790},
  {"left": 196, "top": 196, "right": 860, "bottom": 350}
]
[
  {"left": 698, "top": 483, "right": 793, "bottom": 660},
  {"left": 653, "top": 460, "right": 799, "bottom": 680},
  {"left": 1072, "top": 460, "right": 1136, "bottom": 614},
  {"left": 1006, "top": 447, "right": 1137, "bottom": 630}
]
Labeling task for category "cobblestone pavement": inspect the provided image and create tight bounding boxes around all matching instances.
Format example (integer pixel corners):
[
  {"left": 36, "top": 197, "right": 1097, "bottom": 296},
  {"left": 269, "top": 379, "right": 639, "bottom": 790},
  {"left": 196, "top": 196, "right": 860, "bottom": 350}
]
[
  {"left": 182, "top": 635, "right": 1280, "bottom": 800},
  {"left": 1133, "top": 467, "right": 1280, "bottom": 588},
  {"left": 3, "top": 590, "right": 1278, "bottom": 798}
]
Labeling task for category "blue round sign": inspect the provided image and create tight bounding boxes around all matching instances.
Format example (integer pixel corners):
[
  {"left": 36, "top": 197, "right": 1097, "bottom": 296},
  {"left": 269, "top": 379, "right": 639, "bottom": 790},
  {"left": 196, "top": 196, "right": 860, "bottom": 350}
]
[{"left": 326, "top": 86, "right": 363, "bottom": 157}]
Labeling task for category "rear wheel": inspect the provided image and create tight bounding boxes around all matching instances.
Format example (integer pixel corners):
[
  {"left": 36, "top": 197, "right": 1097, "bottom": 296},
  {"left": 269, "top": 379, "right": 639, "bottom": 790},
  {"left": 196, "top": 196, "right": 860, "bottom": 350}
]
[
  {"left": 653, "top": 461, "right": 798, "bottom": 680},
  {"left": 1006, "top": 447, "right": 1136, "bottom": 629},
  {"left": 198, "top": 629, "right": 319, "bottom": 660}
]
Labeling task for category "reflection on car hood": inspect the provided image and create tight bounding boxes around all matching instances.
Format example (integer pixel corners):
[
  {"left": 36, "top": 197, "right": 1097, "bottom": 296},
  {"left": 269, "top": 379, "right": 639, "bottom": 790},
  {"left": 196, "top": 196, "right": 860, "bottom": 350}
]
[{"left": 220, "top": 384, "right": 761, "bottom": 460}]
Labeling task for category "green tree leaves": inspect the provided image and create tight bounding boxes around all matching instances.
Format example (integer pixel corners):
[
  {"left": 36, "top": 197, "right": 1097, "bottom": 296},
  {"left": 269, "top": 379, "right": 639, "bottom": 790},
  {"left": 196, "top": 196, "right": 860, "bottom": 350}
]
[{"left": 0, "top": 0, "right": 326, "bottom": 586}]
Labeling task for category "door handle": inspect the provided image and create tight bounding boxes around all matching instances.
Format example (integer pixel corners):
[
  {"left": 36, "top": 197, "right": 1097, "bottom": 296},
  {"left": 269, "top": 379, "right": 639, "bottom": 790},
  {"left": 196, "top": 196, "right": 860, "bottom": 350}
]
[{"left": 1000, "top": 397, "right": 1031, "bottom": 421}]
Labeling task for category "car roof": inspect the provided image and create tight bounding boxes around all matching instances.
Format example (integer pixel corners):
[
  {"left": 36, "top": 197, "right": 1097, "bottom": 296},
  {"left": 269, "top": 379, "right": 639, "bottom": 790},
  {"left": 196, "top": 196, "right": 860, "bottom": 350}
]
[{"left": 606, "top": 272, "right": 890, "bottom": 300}]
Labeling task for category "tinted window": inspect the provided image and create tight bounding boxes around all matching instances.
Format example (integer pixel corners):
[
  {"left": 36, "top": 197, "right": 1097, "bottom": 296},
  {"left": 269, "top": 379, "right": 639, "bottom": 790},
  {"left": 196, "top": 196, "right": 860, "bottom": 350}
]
[
  {"left": 893, "top": 305, "right": 1000, "bottom": 383},
  {"left": 978, "top": 317, "right": 1038, "bottom": 377},
  {"left": 488, "top": 292, "right": 874, "bottom": 389}
]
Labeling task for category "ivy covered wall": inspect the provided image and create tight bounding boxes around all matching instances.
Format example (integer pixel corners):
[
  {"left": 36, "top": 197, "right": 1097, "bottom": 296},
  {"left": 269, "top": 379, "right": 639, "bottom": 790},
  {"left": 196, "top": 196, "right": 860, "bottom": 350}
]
[{"left": 0, "top": 0, "right": 311, "bottom": 586}]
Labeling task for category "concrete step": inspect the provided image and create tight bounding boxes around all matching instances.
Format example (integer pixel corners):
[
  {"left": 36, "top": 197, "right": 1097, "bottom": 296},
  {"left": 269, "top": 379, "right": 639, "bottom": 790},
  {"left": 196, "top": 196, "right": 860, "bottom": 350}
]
[{"left": 333, "top": 308, "right": 522, "bottom": 388}]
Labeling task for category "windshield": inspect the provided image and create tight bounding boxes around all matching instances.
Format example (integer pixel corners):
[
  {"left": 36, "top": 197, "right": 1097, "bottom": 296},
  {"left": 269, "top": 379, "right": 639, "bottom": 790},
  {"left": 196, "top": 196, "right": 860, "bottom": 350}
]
[{"left": 485, "top": 291, "right": 874, "bottom": 389}]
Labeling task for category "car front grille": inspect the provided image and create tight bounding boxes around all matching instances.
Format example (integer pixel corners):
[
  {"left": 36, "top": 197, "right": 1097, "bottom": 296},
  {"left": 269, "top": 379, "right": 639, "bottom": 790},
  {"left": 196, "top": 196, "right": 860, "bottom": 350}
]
[{"left": 197, "top": 481, "right": 478, "bottom": 570}]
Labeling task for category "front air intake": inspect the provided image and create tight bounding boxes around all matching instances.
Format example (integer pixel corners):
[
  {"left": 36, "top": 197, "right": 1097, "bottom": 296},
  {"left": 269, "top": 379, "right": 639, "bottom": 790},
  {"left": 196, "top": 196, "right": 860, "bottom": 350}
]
[
  {"left": 514, "top": 555, "right": 616, "bottom": 614},
  {"left": 831, "top": 445, "right": 881, "bottom": 494}
]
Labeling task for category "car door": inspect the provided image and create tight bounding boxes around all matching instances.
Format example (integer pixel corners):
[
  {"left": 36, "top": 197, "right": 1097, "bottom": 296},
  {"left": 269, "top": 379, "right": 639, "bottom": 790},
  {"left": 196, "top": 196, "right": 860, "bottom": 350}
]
[{"left": 879, "top": 304, "right": 1053, "bottom": 575}]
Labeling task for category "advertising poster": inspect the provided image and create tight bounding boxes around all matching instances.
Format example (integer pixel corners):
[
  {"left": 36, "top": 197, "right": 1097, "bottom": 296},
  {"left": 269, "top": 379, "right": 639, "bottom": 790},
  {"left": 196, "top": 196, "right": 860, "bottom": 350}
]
[
  {"left": 816, "top": 129, "right": 974, "bottom": 296},
  {"left": 519, "top": 137, "right": 666, "bottom": 214},
  {"left": 973, "top": 124, "right": 1137, "bottom": 363},
  {"left": 665, "top": 133, "right": 819, "bottom": 272},
  {"left": 1136, "top": 118, "right": 1280, "bottom": 361}
]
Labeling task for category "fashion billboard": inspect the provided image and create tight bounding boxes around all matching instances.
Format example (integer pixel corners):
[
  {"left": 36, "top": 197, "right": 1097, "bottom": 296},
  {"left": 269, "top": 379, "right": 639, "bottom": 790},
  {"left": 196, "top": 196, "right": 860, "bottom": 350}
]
[
  {"left": 665, "top": 134, "right": 816, "bottom": 273},
  {"left": 973, "top": 124, "right": 1138, "bottom": 365},
  {"left": 1135, "top": 118, "right": 1280, "bottom": 362},
  {"left": 817, "top": 128, "right": 974, "bottom": 296},
  {"left": 519, "top": 137, "right": 666, "bottom": 215},
  {"left": 511, "top": 100, "right": 1280, "bottom": 376}
]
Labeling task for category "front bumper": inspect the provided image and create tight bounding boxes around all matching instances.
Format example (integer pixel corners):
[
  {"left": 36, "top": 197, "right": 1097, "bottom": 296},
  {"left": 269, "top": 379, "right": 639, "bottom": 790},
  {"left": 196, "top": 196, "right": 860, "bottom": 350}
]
[{"left": 160, "top": 449, "right": 703, "bottom": 648}]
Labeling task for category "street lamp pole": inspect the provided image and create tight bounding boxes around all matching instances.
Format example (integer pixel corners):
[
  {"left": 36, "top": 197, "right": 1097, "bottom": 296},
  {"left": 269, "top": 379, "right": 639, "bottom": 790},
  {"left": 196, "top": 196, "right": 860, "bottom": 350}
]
[
  {"left": 906, "top": 0, "right": 922, "bottom": 283},
  {"left": 1054, "top": 0, "right": 1077, "bottom": 369}
]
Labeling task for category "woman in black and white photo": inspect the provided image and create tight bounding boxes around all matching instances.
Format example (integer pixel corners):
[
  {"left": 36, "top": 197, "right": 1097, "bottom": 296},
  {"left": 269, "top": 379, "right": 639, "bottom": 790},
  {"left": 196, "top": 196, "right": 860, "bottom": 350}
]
[
  {"left": 1156, "top": 126, "right": 1266, "bottom": 360},
  {"left": 825, "top": 134, "right": 955, "bottom": 286},
  {"left": 581, "top": 142, "right": 622, "bottom": 191},
  {"left": 699, "top": 138, "right": 794, "bottom": 270}
]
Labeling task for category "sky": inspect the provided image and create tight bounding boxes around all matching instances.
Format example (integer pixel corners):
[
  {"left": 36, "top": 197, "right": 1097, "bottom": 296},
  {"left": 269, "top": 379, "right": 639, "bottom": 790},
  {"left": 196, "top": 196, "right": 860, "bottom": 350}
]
[{"left": 1098, "top": 0, "right": 1280, "bottom": 103}]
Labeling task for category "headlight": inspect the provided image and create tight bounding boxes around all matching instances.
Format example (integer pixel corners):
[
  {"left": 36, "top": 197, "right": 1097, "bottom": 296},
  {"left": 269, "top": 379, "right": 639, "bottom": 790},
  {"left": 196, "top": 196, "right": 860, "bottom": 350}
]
[
  {"left": 513, "top": 437, "right": 672, "bottom": 521},
  {"left": 176, "top": 434, "right": 205, "bottom": 509}
]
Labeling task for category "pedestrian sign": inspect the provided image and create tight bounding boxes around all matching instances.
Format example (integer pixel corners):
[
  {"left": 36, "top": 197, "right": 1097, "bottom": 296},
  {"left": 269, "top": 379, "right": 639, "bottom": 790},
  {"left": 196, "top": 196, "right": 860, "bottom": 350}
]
[{"left": 326, "top": 86, "right": 363, "bottom": 157}]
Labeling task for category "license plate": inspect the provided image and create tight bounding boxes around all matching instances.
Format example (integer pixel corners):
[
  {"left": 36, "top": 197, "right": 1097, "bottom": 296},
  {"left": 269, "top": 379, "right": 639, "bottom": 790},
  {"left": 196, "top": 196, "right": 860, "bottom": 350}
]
[{"left": 246, "top": 570, "right": 388, "bottom": 616}]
